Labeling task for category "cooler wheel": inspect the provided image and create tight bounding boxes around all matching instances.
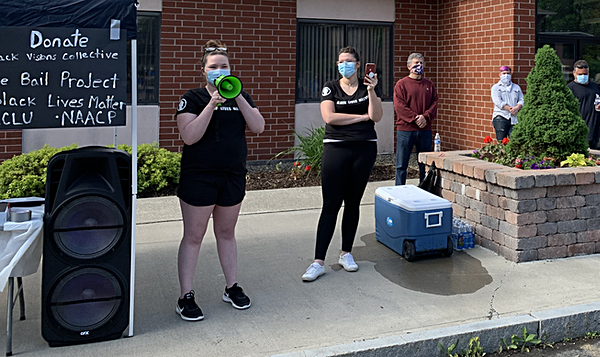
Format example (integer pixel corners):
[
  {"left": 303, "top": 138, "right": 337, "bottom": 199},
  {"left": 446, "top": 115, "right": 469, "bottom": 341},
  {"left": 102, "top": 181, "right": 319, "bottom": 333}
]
[
  {"left": 442, "top": 236, "right": 453, "bottom": 257},
  {"left": 403, "top": 240, "right": 416, "bottom": 262}
]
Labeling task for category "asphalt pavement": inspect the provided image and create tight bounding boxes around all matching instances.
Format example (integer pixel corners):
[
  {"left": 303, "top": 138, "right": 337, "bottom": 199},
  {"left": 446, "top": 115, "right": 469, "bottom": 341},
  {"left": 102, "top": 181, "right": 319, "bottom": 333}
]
[{"left": 1, "top": 179, "right": 600, "bottom": 357}]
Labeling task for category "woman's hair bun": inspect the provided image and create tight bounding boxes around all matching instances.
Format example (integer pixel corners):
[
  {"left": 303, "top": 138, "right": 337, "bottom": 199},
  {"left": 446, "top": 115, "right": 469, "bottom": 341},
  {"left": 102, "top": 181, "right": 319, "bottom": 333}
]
[{"left": 205, "top": 40, "right": 226, "bottom": 49}]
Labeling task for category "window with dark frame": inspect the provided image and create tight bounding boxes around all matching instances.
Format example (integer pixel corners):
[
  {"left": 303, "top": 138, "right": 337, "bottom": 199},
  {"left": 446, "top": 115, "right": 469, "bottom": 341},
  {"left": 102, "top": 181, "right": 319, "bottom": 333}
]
[
  {"left": 296, "top": 19, "right": 393, "bottom": 103},
  {"left": 127, "top": 12, "right": 160, "bottom": 105}
]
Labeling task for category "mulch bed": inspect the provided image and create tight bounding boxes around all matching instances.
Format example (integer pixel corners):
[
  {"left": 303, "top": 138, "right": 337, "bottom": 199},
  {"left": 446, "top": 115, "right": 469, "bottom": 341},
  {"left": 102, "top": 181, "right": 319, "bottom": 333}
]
[
  {"left": 244, "top": 164, "right": 415, "bottom": 191},
  {"left": 138, "top": 165, "right": 417, "bottom": 198}
]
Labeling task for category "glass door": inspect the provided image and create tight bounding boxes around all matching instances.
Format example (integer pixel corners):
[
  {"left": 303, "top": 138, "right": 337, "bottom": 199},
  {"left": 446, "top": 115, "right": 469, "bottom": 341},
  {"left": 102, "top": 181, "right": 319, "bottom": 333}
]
[
  {"left": 539, "top": 37, "right": 576, "bottom": 82},
  {"left": 583, "top": 42, "right": 600, "bottom": 84}
]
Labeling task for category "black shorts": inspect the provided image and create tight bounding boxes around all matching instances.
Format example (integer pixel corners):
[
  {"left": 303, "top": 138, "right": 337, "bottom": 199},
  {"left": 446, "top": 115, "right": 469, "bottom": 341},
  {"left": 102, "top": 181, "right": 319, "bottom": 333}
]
[{"left": 177, "top": 171, "right": 246, "bottom": 207}]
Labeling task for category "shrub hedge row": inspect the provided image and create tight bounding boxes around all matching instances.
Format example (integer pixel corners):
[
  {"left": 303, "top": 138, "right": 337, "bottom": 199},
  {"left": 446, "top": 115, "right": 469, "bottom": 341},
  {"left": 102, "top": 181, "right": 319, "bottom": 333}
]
[{"left": 0, "top": 143, "right": 181, "bottom": 199}]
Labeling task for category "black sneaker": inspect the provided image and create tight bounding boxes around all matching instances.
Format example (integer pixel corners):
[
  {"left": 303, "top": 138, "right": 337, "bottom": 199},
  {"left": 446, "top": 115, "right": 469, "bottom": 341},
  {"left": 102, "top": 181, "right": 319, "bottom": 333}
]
[
  {"left": 176, "top": 290, "right": 204, "bottom": 321},
  {"left": 222, "top": 283, "right": 251, "bottom": 310}
]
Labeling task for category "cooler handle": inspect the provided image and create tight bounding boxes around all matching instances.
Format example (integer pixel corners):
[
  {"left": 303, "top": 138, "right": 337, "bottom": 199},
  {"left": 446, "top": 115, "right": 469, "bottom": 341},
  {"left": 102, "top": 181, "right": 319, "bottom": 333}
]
[{"left": 424, "top": 211, "right": 443, "bottom": 228}]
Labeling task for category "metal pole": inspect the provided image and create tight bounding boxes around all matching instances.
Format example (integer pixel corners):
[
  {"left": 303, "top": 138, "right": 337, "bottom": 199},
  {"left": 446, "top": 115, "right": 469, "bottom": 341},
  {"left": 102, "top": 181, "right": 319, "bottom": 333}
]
[
  {"left": 127, "top": 38, "right": 138, "bottom": 338},
  {"left": 6, "top": 278, "right": 13, "bottom": 356}
]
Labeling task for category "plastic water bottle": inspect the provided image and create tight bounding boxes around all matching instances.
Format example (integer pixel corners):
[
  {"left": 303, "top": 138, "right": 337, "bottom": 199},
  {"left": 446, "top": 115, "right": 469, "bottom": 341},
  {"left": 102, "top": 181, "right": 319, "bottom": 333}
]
[
  {"left": 451, "top": 218, "right": 459, "bottom": 251},
  {"left": 458, "top": 224, "right": 466, "bottom": 250},
  {"left": 465, "top": 223, "right": 475, "bottom": 249},
  {"left": 595, "top": 94, "right": 600, "bottom": 112},
  {"left": 452, "top": 218, "right": 464, "bottom": 251},
  {"left": 434, "top": 133, "right": 441, "bottom": 152}
]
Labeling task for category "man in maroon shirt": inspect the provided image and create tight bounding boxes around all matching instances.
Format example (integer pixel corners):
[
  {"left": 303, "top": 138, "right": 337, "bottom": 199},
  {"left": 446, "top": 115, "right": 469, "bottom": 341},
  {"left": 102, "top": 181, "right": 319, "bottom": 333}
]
[{"left": 393, "top": 53, "right": 438, "bottom": 185}]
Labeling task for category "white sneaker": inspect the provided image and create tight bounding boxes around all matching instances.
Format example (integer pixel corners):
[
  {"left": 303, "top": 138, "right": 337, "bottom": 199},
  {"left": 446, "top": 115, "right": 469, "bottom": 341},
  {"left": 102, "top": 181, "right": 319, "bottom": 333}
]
[
  {"left": 339, "top": 253, "right": 358, "bottom": 272},
  {"left": 302, "top": 262, "right": 325, "bottom": 281}
]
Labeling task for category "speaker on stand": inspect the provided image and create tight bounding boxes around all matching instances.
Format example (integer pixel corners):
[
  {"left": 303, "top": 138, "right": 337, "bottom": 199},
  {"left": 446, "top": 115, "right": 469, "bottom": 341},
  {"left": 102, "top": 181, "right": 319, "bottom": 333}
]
[{"left": 41, "top": 146, "right": 131, "bottom": 347}]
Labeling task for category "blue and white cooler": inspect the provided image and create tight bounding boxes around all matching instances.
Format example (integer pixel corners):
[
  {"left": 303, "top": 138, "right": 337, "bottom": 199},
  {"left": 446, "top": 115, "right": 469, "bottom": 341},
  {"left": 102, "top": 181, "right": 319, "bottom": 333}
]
[{"left": 375, "top": 185, "right": 453, "bottom": 261}]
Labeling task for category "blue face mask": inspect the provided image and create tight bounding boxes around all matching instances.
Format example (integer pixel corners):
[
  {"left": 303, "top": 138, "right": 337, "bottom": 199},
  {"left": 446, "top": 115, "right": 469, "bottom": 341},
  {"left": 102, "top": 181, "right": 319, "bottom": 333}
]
[
  {"left": 500, "top": 74, "right": 511, "bottom": 85},
  {"left": 577, "top": 74, "right": 589, "bottom": 84},
  {"left": 411, "top": 64, "right": 424, "bottom": 75},
  {"left": 207, "top": 68, "right": 231, "bottom": 85},
  {"left": 337, "top": 62, "right": 356, "bottom": 78}
]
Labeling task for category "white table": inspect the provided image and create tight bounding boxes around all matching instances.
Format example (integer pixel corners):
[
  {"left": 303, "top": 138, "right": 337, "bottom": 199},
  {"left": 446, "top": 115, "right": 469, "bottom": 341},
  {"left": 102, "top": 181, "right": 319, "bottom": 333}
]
[{"left": 0, "top": 203, "right": 43, "bottom": 356}]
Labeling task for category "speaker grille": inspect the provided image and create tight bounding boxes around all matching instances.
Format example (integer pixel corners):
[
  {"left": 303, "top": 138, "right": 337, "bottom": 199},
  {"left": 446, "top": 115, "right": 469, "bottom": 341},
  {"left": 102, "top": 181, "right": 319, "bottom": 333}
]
[
  {"left": 49, "top": 267, "right": 124, "bottom": 331},
  {"left": 53, "top": 196, "right": 124, "bottom": 260}
]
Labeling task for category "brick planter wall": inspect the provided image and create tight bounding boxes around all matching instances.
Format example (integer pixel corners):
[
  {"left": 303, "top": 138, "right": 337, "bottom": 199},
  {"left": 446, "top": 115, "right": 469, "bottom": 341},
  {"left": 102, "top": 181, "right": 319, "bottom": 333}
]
[{"left": 420, "top": 151, "right": 600, "bottom": 263}]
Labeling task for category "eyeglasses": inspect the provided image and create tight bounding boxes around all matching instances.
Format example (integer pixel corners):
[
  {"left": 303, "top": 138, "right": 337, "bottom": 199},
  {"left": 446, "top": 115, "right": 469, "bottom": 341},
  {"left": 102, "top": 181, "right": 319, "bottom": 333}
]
[
  {"left": 205, "top": 47, "right": 227, "bottom": 53},
  {"left": 576, "top": 64, "right": 589, "bottom": 69}
]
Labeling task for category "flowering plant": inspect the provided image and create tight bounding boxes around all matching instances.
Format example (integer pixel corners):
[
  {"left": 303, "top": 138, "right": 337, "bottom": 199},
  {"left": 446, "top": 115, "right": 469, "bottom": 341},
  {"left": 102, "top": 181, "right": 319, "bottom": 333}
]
[
  {"left": 289, "top": 161, "right": 315, "bottom": 180},
  {"left": 514, "top": 155, "right": 556, "bottom": 170},
  {"left": 472, "top": 135, "right": 560, "bottom": 170},
  {"left": 471, "top": 136, "right": 508, "bottom": 163},
  {"left": 271, "top": 126, "right": 324, "bottom": 175},
  {"left": 560, "top": 153, "right": 599, "bottom": 167}
]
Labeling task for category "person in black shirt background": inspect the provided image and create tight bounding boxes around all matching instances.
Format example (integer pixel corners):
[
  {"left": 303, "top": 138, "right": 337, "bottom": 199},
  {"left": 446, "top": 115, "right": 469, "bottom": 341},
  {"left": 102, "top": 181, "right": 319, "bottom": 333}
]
[
  {"left": 174, "top": 40, "right": 264, "bottom": 320},
  {"left": 302, "top": 46, "right": 383, "bottom": 282},
  {"left": 567, "top": 59, "right": 600, "bottom": 149}
]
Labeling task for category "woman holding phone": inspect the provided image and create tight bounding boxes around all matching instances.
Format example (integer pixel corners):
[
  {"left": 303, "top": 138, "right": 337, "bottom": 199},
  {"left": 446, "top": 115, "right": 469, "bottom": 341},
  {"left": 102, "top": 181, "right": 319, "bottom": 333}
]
[
  {"left": 302, "top": 46, "right": 383, "bottom": 282},
  {"left": 174, "top": 40, "right": 265, "bottom": 320}
]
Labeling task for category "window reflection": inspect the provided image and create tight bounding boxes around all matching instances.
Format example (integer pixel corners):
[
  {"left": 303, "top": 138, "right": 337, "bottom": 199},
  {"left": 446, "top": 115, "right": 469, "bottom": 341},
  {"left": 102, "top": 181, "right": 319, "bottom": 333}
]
[{"left": 539, "top": 0, "right": 600, "bottom": 37}]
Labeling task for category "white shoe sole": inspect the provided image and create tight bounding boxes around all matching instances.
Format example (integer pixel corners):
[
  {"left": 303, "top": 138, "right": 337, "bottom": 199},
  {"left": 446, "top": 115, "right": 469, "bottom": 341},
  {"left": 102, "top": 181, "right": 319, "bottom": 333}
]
[
  {"left": 222, "top": 294, "right": 252, "bottom": 310},
  {"left": 339, "top": 261, "right": 359, "bottom": 272},
  {"left": 302, "top": 271, "right": 324, "bottom": 282},
  {"left": 176, "top": 306, "right": 204, "bottom": 321}
]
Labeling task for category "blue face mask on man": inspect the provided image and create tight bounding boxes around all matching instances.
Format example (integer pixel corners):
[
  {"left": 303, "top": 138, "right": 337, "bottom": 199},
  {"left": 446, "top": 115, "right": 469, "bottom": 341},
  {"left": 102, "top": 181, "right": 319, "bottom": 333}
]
[
  {"left": 411, "top": 64, "right": 424, "bottom": 75},
  {"left": 577, "top": 74, "right": 589, "bottom": 84},
  {"left": 207, "top": 68, "right": 231, "bottom": 85},
  {"left": 337, "top": 62, "right": 356, "bottom": 78}
]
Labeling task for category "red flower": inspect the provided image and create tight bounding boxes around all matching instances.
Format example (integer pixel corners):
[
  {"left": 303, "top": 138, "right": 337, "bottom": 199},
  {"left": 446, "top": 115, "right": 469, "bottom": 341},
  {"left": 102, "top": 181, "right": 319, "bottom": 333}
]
[
  {"left": 293, "top": 161, "right": 301, "bottom": 167},
  {"left": 502, "top": 137, "right": 509, "bottom": 145},
  {"left": 516, "top": 164, "right": 522, "bottom": 169},
  {"left": 305, "top": 165, "right": 312, "bottom": 171},
  {"left": 483, "top": 136, "right": 492, "bottom": 144}
]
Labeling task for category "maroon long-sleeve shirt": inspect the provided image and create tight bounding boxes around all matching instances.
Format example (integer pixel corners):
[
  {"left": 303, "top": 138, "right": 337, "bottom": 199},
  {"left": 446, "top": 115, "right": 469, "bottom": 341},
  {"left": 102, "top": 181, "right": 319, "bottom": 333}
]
[{"left": 393, "top": 76, "right": 438, "bottom": 131}]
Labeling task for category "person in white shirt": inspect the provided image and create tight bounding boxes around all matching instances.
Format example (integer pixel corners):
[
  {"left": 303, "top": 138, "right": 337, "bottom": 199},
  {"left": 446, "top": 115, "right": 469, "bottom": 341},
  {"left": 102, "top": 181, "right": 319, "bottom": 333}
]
[{"left": 491, "top": 65, "right": 524, "bottom": 140}]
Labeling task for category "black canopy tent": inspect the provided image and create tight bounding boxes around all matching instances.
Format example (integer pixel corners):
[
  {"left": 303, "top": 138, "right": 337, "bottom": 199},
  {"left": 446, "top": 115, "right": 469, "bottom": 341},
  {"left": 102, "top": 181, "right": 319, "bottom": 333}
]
[
  {"left": 0, "top": 0, "right": 137, "bottom": 39},
  {"left": 0, "top": 0, "right": 139, "bottom": 341}
]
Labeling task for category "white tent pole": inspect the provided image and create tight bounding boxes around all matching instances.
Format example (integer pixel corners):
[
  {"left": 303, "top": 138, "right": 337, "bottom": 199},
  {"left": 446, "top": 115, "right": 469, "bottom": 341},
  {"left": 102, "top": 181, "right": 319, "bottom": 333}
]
[{"left": 128, "top": 38, "right": 138, "bottom": 338}]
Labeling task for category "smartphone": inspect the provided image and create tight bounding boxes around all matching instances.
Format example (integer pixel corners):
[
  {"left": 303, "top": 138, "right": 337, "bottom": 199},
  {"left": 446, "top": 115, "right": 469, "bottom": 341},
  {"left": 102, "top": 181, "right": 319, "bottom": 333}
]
[{"left": 364, "top": 63, "right": 376, "bottom": 84}]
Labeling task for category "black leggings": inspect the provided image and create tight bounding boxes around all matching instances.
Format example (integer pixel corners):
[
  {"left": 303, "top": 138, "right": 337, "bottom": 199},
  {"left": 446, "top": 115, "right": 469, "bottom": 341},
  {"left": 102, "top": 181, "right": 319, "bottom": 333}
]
[{"left": 314, "top": 141, "right": 377, "bottom": 260}]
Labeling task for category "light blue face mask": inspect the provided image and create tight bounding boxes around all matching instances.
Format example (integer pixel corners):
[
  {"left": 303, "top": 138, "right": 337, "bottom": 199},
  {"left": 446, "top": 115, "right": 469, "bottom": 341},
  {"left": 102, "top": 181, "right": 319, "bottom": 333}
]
[
  {"left": 577, "top": 74, "right": 589, "bottom": 84},
  {"left": 337, "top": 62, "right": 356, "bottom": 78},
  {"left": 207, "top": 68, "right": 231, "bottom": 85}
]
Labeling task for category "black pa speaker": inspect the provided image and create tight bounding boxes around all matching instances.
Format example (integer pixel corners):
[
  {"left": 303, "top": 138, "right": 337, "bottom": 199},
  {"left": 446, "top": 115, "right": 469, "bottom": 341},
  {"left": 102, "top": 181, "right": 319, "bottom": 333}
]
[{"left": 41, "top": 147, "right": 132, "bottom": 347}]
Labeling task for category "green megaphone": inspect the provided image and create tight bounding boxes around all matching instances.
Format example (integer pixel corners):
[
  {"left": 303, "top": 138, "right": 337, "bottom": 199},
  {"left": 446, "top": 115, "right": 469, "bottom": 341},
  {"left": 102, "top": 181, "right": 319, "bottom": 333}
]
[{"left": 214, "top": 75, "right": 243, "bottom": 99}]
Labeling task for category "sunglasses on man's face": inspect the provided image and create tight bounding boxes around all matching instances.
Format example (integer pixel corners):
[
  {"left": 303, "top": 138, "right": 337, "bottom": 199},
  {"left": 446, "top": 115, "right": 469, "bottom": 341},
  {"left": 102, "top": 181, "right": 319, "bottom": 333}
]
[
  {"left": 205, "top": 47, "right": 227, "bottom": 53},
  {"left": 576, "top": 65, "right": 589, "bottom": 69}
]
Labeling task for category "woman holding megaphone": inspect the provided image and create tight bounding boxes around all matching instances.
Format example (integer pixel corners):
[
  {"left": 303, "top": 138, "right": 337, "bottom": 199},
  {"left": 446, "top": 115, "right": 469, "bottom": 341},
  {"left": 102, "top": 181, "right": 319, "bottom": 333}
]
[
  {"left": 174, "top": 40, "right": 264, "bottom": 321},
  {"left": 302, "top": 46, "right": 383, "bottom": 282}
]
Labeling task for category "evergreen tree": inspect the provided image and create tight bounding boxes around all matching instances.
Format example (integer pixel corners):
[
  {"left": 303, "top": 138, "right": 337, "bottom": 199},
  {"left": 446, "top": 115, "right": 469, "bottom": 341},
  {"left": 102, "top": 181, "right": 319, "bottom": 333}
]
[{"left": 507, "top": 45, "right": 589, "bottom": 162}]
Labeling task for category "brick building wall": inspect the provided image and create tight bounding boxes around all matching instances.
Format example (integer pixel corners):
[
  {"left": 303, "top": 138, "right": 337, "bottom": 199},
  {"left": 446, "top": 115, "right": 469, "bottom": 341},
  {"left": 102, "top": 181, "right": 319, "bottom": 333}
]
[
  {"left": 435, "top": 0, "right": 536, "bottom": 151},
  {"left": 159, "top": 0, "right": 297, "bottom": 161},
  {"left": 394, "top": 0, "right": 439, "bottom": 102},
  {"left": 0, "top": 1, "right": 537, "bottom": 163},
  {"left": 0, "top": 131, "right": 23, "bottom": 161}
]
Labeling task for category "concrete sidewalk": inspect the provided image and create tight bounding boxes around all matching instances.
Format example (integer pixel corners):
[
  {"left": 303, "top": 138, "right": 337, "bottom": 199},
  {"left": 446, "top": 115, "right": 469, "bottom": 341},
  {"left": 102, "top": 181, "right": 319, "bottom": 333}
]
[{"left": 2, "top": 179, "right": 600, "bottom": 356}]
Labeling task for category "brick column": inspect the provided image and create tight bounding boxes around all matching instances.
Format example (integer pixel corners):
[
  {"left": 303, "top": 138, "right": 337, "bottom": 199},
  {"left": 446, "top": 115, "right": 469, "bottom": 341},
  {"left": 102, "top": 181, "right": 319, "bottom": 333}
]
[{"left": 159, "top": 0, "right": 296, "bottom": 160}]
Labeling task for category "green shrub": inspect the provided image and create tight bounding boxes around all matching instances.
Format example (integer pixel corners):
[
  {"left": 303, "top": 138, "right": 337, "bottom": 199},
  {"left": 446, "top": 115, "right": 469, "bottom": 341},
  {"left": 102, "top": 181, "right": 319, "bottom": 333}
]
[
  {"left": 117, "top": 143, "right": 181, "bottom": 196},
  {"left": 273, "top": 126, "right": 325, "bottom": 174},
  {"left": 507, "top": 44, "right": 589, "bottom": 162},
  {"left": 0, "top": 144, "right": 77, "bottom": 199},
  {"left": 0, "top": 143, "right": 181, "bottom": 199}
]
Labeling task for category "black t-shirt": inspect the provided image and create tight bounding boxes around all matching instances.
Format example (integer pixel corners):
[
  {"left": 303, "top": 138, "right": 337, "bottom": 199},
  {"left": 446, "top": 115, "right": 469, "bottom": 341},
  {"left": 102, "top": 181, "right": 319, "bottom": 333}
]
[
  {"left": 175, "top": 88, "right": 256, "bottom": 175},
  {"left": 567, "top": 80, "right": 600, "bottom": 142},
  {"left": 320, "top": 80, "right": 381, "bottom": 141}
]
